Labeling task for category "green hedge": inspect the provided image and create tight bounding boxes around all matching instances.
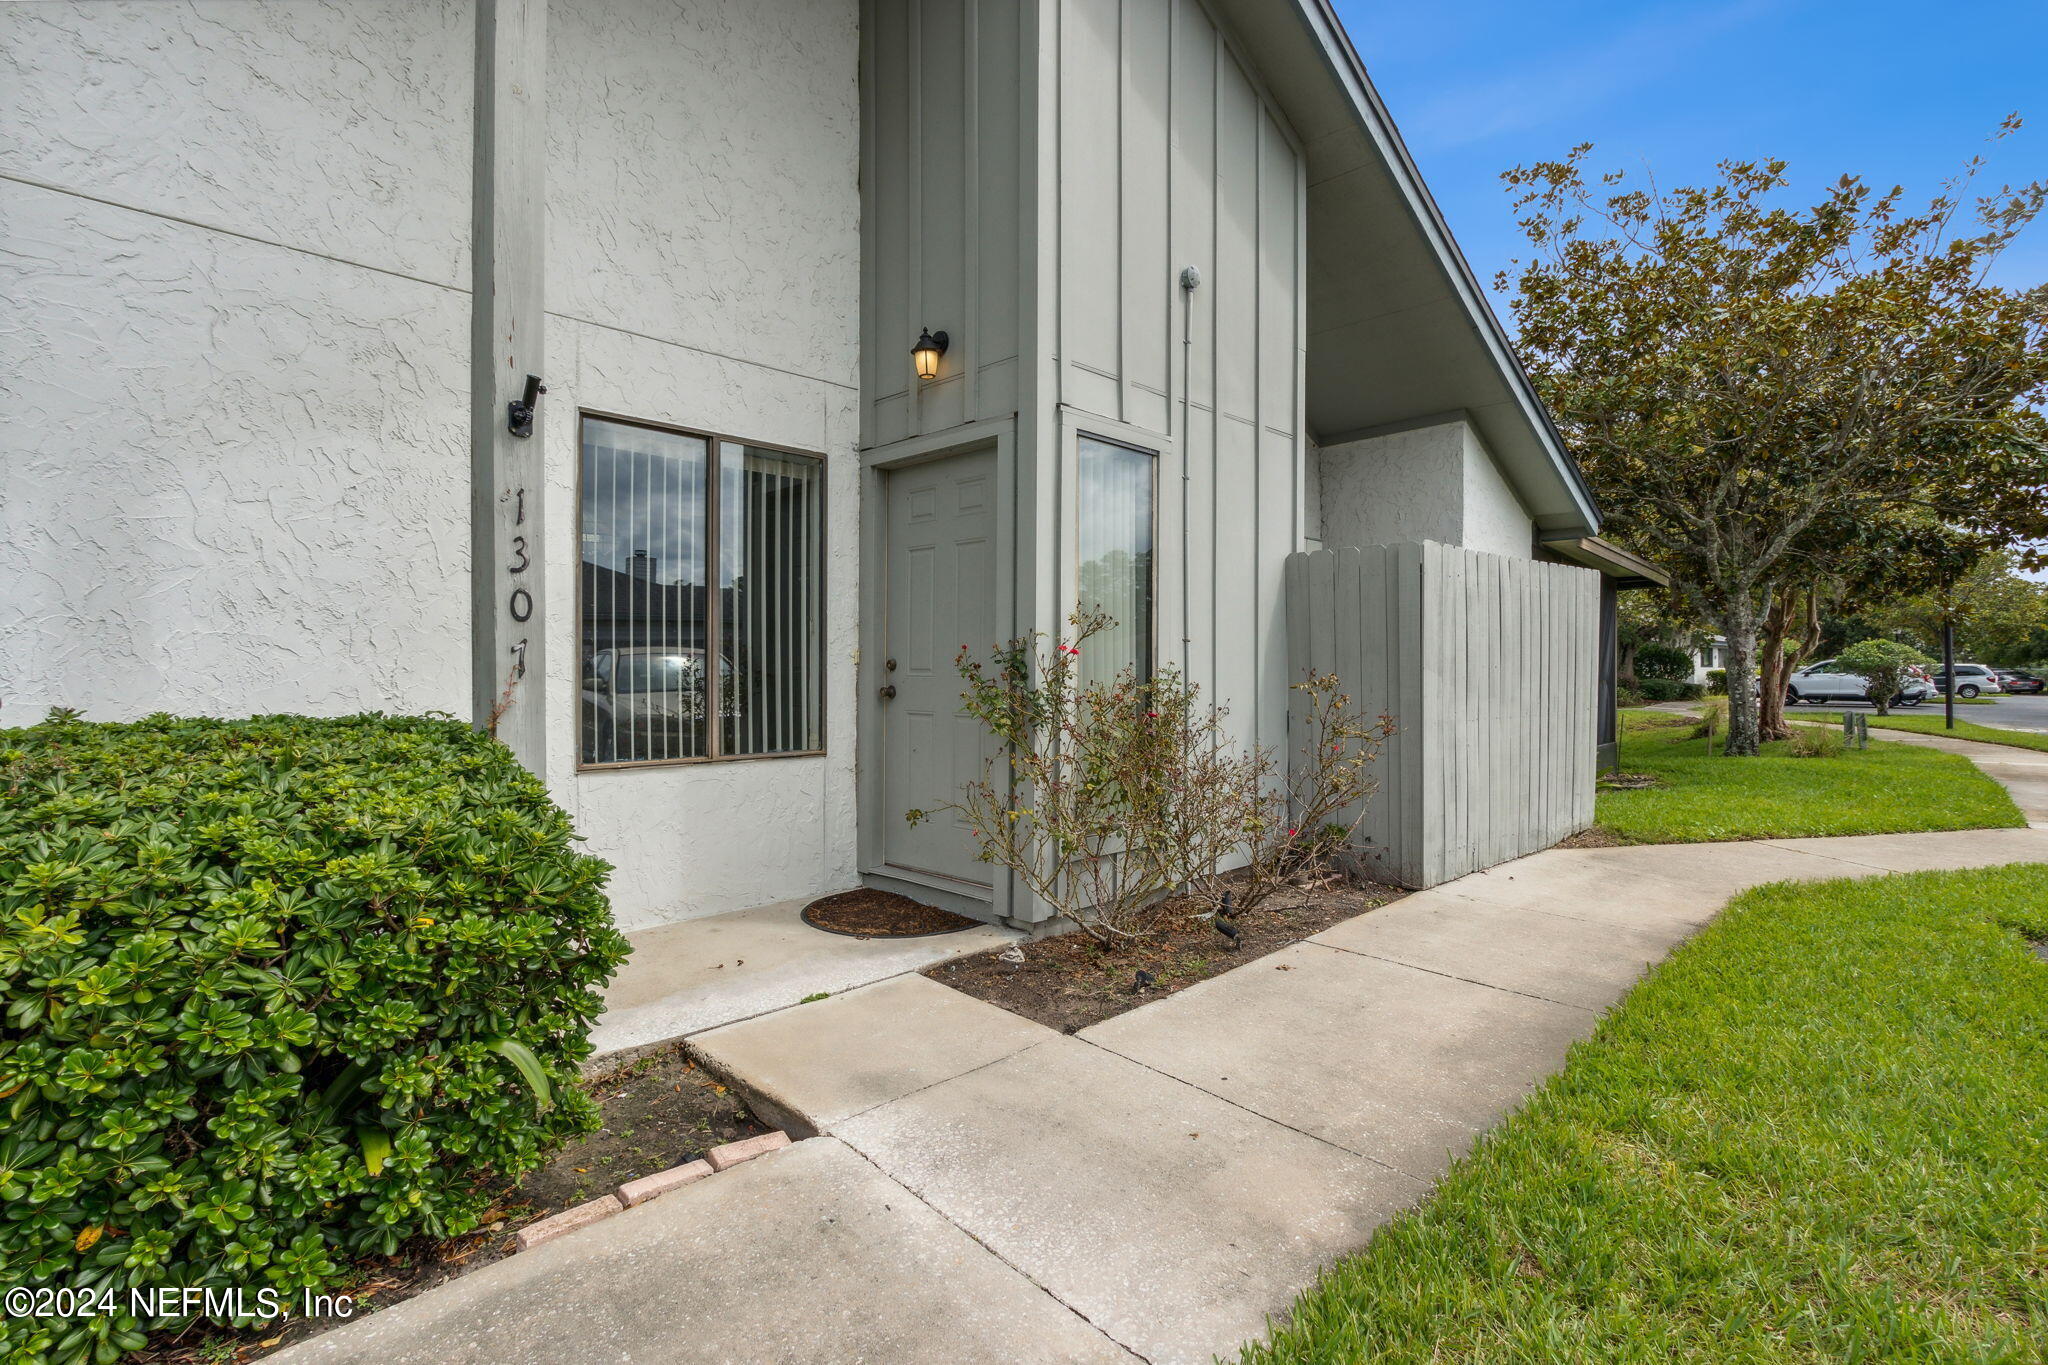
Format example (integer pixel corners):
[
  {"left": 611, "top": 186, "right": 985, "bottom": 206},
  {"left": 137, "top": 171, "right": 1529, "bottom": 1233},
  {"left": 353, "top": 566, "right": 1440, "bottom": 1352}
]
[
  {"left": 1634, "top": 642, "right": 1694, "bottom": 681},
  {"left": 0, "top": 712, "right": 628, "bottom": 1363},
  {"left": 1639, "top": 677, "right": 1705, "bottom": 702}
]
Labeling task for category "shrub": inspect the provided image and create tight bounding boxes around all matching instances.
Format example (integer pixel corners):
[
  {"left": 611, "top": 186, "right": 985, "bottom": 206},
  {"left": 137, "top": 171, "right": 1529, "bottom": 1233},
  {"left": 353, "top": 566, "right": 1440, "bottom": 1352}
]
[
  {"left": 912, "top": 618, "right": 1391, "bottom": 939},
  {"left": 1235, "top": 674, "right": 1395, "bottom": 910},
  {"left": 1835, "top": 638, "right": 1935, "bottom": 715},
  {"left": 1691, "top": 695, "right": 1731, "bottom": 740},
  {"left": 1638, "top": 678, "right": 1705, "bottom": 702},
  {"left": 0, "top": 711, "right": 626, "bottom": 1361},
  {"left": 1705, "top": 668, "right": 1728, "bottom": 694},
  {"left": 1616, "top": 686, "right": 1648, "bottom": 709},
  {"left": 1786, "top": 725, "right": 1845, "bottom": 758},
  {"left": 1634, "top": 642, "right": 1694, "bottom": 681},
  {"left": 910, "top": 613, "right": 1201, "bottom": 941}
]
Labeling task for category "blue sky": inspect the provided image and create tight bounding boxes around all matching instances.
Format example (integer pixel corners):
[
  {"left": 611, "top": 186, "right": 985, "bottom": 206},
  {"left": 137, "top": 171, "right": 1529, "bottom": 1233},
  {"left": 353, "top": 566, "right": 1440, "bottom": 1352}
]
[{"left": 1334, "top": 0, "right": 2048, "bottom": 301}]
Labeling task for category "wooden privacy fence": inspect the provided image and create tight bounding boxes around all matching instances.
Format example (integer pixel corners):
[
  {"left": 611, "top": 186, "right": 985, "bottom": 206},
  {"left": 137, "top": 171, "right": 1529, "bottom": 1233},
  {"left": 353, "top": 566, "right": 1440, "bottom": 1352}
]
[{"left": 1285, "top": 543, "right": 1600, "bottom": 887}]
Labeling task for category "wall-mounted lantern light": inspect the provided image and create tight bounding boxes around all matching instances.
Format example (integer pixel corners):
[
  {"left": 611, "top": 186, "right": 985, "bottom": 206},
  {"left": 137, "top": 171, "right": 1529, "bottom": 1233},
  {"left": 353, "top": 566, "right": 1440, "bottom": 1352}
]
[{"left": 912, "top": 327, "right": 949, "bottom": 382}]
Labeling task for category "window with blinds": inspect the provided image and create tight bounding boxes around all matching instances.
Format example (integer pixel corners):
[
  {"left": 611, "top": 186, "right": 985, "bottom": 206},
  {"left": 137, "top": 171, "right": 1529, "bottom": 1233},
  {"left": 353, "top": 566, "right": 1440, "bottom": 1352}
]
[
  {"left": 579, "top": 415, "right": 824, "bottom": 767},
  {"left": 1076, "top": 434, "right": 1155, "bottom": 689}
]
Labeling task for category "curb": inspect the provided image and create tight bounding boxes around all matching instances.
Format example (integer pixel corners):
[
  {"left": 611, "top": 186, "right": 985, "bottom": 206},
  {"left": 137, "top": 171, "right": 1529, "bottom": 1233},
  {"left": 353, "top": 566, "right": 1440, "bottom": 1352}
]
[{"left": 514, "top": 1131, "right": 794, "bottom": 1251}]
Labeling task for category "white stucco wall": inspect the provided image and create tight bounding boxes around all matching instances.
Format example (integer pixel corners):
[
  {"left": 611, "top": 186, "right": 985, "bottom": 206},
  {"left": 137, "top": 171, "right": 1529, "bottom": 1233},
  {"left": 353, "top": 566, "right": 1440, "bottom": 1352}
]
[
  {"left": 0, "top": 0, "right": 474, "bottom": 721},
  {"left": 543, "top": 0, "right": 861, "bottom": 931},
  {"left": 1316, "top": 418, "right": 1534, "bottom": 558},
  {"left": 1459, "top": 424, "right": 1536, "bottom": 559},
  {"left": 1317, "top": 422, "right": 1464, "bottom": 548}
]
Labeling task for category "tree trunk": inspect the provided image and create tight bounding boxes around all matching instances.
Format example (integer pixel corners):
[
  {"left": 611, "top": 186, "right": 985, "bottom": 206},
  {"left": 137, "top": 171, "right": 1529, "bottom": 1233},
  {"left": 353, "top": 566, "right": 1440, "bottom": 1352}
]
[
  {"left": 1618, "top": 639, "right": 1639, "bottom": 690},
  {"left": 1718, "top": 594, "right": 1763, "bottom": 756},
  {"left": 1759, "top": 585, "right": 1825, "bottom": 742},
  {"left": 1758, "top": 588, "right": 1795, "bottom": 742},
  {"left": 1758, "top": 616, "right": 1791, "bottom": 742}
]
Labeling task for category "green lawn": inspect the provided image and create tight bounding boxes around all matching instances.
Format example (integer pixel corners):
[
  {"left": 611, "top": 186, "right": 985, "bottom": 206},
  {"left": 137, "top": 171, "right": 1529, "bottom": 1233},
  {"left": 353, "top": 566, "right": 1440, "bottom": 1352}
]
[
  {"left": 1803, "top": 708, "right": 2048, "bottom": 755},
  {"left": 1238, "top": 864, "right": 2048, "bottom": 1365},
  {"left": 1594, "top": 710, "right": 2024, "bottom": 843}
]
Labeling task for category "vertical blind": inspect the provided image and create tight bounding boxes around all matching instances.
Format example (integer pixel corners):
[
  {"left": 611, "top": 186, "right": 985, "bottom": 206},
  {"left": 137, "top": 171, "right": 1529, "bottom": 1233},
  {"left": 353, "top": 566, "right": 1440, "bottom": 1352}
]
[
  {"left": 722, "top": 447, "right": 824, "bottom": 756},
  {"left": 1076, "top": 435, "right": 1154, "bottom": 689},
  {"left": 579, "top": 416, "right": 823, "bottom": 766}
]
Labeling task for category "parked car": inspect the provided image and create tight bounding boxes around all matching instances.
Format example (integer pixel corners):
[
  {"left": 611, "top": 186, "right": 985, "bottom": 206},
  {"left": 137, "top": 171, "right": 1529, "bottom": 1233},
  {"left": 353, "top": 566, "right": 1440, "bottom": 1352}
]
[
  {"left": 1994, "top": 669, "right": 2045, "bottom": 695},
  {"left": 1929, "top": 663, "right": 2004, "bottom": 699},
  {"left": 1784, "top": 659, "right": 1934, "bottom": 707},
  {"left": 581, "top": 646, "right": 734, "bottom": 763}
]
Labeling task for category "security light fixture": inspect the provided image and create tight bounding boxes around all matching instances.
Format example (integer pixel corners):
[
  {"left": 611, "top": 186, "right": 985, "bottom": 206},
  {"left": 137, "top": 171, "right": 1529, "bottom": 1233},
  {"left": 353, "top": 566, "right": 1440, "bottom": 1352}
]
[
  {"left": 912, "top": 327, "right": 949, "bottom": 382},
  {"left": 508, "top": 374, "right": 547, "bottom": 438}
]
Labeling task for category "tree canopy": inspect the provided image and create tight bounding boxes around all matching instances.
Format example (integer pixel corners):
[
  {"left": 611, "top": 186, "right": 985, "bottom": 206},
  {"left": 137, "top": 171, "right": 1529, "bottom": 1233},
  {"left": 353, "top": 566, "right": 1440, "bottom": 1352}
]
[{"left": 1501, "top": 125, "right": 2048, "bottom": 752}]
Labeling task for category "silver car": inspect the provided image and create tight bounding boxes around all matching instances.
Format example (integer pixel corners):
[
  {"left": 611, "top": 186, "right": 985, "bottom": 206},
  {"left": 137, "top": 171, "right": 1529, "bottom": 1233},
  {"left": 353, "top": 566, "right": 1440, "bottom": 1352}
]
[
  {"left": 1785, "top": 659, "right": 1933, "bottom": 707},
  {"left": 1932, "top": 663, "right": 2003, "bottom": 699}
]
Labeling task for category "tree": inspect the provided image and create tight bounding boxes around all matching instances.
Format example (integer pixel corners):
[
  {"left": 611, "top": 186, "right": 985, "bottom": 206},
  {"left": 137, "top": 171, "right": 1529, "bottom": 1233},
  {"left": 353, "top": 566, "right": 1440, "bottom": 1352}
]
[
  {"left": 1865, "top": 546, "right": 2048, "bottom": 664},
  {"left": 1501, "top": 126, "right": 2048, "bottom": 754},
  {"left": 1616, "top": 587, "right": 1709, "bottom": 687},
  {"left": 1835, "top": 639, "right": 1934, "bottom": 715},
  {"left": 1754, "top": 512, "right": 1983, "bottom": 740}
]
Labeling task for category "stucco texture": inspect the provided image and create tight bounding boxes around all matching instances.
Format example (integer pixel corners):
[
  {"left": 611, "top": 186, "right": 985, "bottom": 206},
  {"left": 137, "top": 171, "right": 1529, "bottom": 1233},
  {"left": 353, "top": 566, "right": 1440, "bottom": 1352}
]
[
  {"left": 543, "top": 0, "right": 861, "bottom": 931},
  {"left": 0, "top": 1, "right": 474, "bottom": 722},
  {"left": 1317, "top": 418, "right": 1534, "bottom": 558},
  {"left": 0, "top": 0, "right": 474, "bottom": 289}
]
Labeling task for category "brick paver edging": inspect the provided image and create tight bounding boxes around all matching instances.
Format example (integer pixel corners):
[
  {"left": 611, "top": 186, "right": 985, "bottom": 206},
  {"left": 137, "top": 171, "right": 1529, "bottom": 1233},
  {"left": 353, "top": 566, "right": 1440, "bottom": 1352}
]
[{"left": 515, "top": 1131, "right": 793, "bottom": 1251}]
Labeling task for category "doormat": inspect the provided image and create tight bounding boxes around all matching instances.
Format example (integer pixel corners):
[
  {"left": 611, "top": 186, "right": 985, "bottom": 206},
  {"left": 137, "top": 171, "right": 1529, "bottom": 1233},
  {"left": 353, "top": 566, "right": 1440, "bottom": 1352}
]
[{"left": 800, "top": 889, "right": 982, "bottom": 938}]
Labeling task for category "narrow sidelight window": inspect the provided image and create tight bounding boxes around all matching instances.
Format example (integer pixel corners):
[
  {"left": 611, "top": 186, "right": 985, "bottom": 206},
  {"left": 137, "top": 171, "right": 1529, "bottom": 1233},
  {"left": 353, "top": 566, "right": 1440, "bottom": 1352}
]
[
  {"left": 579, "top": 415, "right": 824, "bottom": 767},
  {"left": 1076, "top": 434, "right": 1155, "bottom": 689}
]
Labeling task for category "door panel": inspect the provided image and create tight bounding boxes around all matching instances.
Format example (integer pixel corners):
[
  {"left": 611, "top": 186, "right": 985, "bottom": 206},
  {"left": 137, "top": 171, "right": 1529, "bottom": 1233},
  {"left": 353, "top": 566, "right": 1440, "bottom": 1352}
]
[{"left": 882, "top": 450, "right": 999, "bottom": 885}]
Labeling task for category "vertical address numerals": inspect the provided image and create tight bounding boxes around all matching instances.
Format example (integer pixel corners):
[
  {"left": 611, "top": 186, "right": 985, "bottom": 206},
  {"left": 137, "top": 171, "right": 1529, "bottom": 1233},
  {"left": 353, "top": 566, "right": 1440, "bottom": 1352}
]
[{"left": 507, "top": 487, "right": 532, "bottom": 676}]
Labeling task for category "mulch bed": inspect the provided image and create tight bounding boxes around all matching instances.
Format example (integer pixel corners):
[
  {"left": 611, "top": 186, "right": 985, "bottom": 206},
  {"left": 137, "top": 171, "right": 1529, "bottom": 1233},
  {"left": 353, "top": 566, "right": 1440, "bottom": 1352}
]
[
  {"left": 1556, "top": 826, "right": 1629, "bottom": 848},
  {"left": 142, "top": 1044, "right": 766, "bottom": 1364},
  {"left": 801, "top": 887, "right": 981, "bottom": 938},
  {"left": 925, "top": 865, "right": 1408, "bottom": 1033}
]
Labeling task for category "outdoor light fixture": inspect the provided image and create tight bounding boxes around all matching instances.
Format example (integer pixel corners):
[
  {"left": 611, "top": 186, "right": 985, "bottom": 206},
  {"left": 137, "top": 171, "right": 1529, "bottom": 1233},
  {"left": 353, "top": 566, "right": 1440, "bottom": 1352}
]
[
  {"left": 912, "top": 327, "right": 949, "bottom": 382},
  {"left": 508, "top": 373, "right": 547, "bottom": 438}
]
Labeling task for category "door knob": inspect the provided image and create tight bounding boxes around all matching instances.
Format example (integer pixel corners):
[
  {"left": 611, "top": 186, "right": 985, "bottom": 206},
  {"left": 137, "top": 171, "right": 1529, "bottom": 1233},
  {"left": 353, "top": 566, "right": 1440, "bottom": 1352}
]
[
  {"left": 879, "top": 685, "right": 897, "bottom": 700},
  {"left": 886, "top": 658, "right": 897, "bottom": 671}
]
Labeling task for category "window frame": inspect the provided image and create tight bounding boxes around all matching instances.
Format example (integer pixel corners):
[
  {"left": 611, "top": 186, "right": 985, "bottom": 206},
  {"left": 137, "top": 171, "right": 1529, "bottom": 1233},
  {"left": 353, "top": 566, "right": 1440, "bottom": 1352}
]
[
  {"left": 1072, "top": 431, "right": 1160, "bottom": 687},
  {"left": 575, "top": 409, "right": 828, "bottom": 772}
]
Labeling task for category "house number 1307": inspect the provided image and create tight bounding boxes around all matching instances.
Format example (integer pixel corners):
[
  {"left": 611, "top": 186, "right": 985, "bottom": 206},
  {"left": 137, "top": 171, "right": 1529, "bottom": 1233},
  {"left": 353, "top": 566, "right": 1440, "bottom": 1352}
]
[{"left": 507, "top": 488, "right": 533, "bottom": 678}]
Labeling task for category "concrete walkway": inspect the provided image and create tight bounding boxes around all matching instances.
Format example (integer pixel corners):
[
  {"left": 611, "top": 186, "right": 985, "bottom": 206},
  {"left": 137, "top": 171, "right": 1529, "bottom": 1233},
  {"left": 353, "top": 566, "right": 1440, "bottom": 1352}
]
[
  {"left": 277, "top": 822, "right": 2048, "bottom": 1365},
  {"left": 589, "top": 894, "right": 1019, "bottom": 1059}
]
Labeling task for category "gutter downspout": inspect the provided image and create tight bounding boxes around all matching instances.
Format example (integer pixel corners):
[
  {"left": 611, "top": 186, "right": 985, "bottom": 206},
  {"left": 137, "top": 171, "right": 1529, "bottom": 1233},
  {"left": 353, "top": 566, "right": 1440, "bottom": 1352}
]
[{"left": 1179, "top": 264, "right": 1200, "bottom": 671}]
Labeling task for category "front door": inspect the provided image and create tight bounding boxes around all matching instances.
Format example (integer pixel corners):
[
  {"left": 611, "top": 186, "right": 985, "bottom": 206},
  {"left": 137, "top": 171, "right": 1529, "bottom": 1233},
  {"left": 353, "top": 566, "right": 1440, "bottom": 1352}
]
[{"left": 881, "top": 449, "right": 999, "bottom": 886}]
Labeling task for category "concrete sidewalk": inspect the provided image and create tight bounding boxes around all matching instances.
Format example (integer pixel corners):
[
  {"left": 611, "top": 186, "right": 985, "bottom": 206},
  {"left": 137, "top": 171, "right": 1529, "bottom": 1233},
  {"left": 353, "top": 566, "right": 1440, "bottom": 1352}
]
[
  {"left": 588, "top": 894, "right": 1019, "bottom": 1059},
  {"left": 277, "top": 823, "right": 2048, "bottom": 1365}
]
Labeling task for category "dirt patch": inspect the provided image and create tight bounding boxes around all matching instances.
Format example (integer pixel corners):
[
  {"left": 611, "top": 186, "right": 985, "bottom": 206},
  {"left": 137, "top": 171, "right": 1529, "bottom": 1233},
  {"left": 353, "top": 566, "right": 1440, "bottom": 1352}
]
[
  {"left": 143, "top": 1044, "right": 767, "bottom": 1364},
  {"left": 1596, "top": 771, "right": 1665, "bottom": 790},
  {"left": 1556, "top": 826, "right": 1629, "bottom": 848},
  {"left": 926, "top": 867, "right": 1407, "bottom": 1033},
  {"left": 801, "top": 887, "right": 982, "bottom": 938}
]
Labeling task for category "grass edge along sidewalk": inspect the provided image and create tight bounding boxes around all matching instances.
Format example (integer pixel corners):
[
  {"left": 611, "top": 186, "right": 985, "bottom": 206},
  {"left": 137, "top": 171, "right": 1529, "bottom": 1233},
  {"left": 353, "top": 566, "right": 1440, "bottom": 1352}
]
[
  {"left": 1593, "top": 710, "right": 2025, "bottom": 844},
  {"left": 1804, "top": 708, "right": 2048, "bottom": 755},
  {"left": 1237, "top": 863, "right": 2048, "bottom": 1364}
]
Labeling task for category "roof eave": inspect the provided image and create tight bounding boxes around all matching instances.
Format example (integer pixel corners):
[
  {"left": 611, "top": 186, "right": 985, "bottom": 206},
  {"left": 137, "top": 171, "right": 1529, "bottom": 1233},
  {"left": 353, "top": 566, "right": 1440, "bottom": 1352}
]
[{"left": 1287, "top": 0, "right": 1603, "bottom": 538}]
